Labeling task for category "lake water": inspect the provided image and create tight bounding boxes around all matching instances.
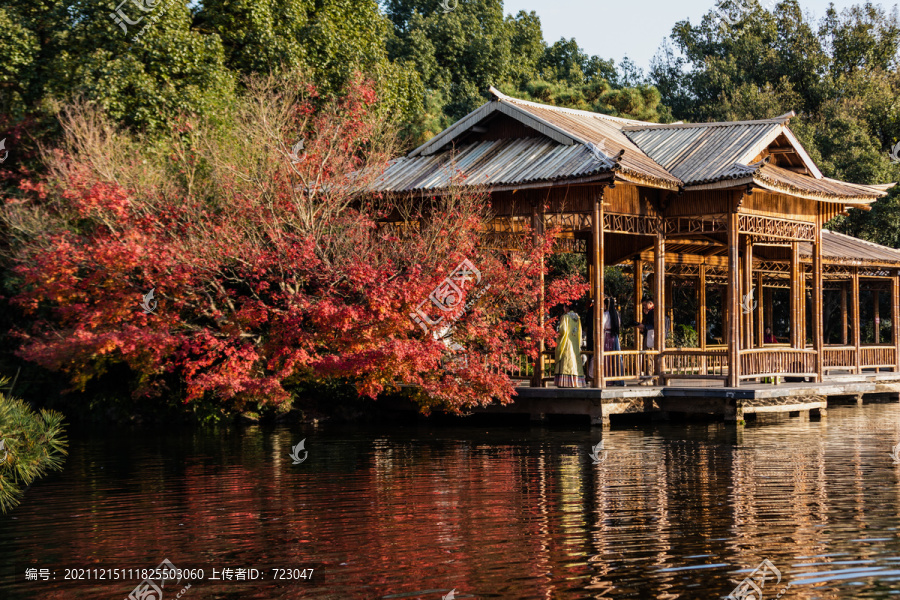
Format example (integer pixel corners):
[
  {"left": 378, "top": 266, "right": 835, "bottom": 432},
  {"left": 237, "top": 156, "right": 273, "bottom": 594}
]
[{"left": 4, "top": 404, "right": 900, "bottom": 599}]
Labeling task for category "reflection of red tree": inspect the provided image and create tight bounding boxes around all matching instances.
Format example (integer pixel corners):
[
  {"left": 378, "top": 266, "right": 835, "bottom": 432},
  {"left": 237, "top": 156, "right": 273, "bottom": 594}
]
[{"left": 14, "top": 409, "right": 900, "bottom": 599}]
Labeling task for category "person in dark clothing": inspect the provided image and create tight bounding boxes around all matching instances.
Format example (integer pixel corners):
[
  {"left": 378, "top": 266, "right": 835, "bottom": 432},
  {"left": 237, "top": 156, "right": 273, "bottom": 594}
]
[
  {"left": 637, "top": 295, "right": 656, "bottom": 350},
  {"left": 603, "top": 297, "right": 625, "bottom": 385},
  {"left": 634, "top": 294, "right": 657, "bottom": 379}
]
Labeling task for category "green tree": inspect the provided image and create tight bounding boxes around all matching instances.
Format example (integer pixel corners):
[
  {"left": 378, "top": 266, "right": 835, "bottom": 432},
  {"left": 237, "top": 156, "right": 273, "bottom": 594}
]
[
  {"left": 0, "top": 378, "right": 67, "bottom": 513},
  {"left": 652, "top": 0, "right": 900, "bottom": 246},
  {"left": 0, "top": 0, "right": 235, "bottom": 132}
]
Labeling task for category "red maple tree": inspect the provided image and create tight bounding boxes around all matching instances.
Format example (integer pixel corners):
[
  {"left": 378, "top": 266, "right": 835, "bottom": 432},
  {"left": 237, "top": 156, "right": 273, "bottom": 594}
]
[{"left": 3, "top": 74, "right": 587, "bottom": 414}]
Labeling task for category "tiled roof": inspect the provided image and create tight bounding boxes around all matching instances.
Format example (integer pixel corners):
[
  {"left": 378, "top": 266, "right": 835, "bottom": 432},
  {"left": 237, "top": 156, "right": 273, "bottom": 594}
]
[
  {"left": 800, "top": 230, "right": 900, "bottom": 265},
  {"left": 368, "top": 87, "right": 891, "bottom": 203}
]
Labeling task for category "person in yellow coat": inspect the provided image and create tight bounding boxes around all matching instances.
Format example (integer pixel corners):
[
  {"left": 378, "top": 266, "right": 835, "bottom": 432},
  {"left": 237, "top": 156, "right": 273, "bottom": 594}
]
[{"left": 554, "top": 309, "right": 585, "bottom": 388}]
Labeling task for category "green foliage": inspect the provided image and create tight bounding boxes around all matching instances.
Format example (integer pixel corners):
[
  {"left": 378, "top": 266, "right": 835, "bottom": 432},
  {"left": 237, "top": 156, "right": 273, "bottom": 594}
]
[
  {"left": 671, "top": 324, "right": 699, "bottom": 348},
  {"left": 0, "top": 378, "right": 67, "bottom": 513},
  {"left": 653, "top": 0, "right": 900, "bottom": 246}
]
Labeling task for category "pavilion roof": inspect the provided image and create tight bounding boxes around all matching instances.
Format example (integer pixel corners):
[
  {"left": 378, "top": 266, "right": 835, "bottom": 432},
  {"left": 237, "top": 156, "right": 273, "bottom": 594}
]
[
  {"left": 370, "top": 87, "right": 893, "bottom": 204},
  {"left": 803, "top": 230, "right": 900, "bottom": 266}
]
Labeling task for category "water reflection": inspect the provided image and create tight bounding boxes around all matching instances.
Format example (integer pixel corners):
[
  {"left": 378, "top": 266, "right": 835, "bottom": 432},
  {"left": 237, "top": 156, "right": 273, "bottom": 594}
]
[{"left": 2, "top": 405, "right": 900, "bottom": 598}]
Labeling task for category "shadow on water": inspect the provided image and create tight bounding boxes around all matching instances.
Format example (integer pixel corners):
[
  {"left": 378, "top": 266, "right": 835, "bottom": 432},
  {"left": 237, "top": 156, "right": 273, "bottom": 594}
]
[{"left": 2, "top": 404, "right": 900, "bottom": 598}]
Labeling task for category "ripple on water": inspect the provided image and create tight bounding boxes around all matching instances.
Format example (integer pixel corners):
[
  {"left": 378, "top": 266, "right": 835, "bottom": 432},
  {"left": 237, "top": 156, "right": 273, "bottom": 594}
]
[{"left": 2, "top": 405, "right": 900, "bottom": 598}]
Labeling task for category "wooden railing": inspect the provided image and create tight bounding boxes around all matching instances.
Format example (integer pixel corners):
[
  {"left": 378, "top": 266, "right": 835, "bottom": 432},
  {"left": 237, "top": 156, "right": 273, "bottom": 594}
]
[
  {"left": 507, "top": 343, "right": 899, "bottom": 387},
  {"left": 823, "top": 346, "right": 856, "bottom": 374},
  {"left": 739, "top": 347, "right": 817, "bottom": 381},
  {"left": 604, "top": 350, "right": 655, "bottom": 381},
  {"left": 536, "top": 349, "right": 657, "bottom": 383},
  {"left": 860, "top": 345, "right": 897, "bottom": 370},
  {"left": 660, "top": 349, "right": 728, "bottom": 381}
]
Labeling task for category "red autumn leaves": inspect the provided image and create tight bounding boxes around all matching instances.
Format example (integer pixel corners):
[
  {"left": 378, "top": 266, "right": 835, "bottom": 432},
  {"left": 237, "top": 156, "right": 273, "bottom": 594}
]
[{"left": 3, "top": 76, "right": 586, "bottom": 414}]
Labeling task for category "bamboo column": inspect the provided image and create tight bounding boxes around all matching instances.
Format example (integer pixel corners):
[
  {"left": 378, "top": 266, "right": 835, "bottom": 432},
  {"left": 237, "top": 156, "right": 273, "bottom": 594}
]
[
  {"left": 852, "top": 270, "right": 861, "bottom": 374},
  {"left": 756, "top": 271, "right": 764, "bottom": 347},
  {"left": 841, "top": 282, "right": 848, "bottom": 345},
  {"left": 531, "top": 201, "right": 545, "bottom": 387},
  {"left": 742, "top": 236, "right": 753, "bottom": 348},
  {"left": 699, "top": 264, "right": 707, "bottom": 374},
  {"left": 893, "top": 272, "right": 900, "bottom": 372},
  {"left": 634, "top": 258, "right": 643, "bottom": 352},
  {"left": 791, "top": 242, "right": 802, "bottom": 349},
  {"left": 727, "top": 212, "right": 741, "bottom": 387},
  {"left": 654, "top": 230, "right": 665, "bottom": 380},
  {"left": 813, "top": 219, "right": 824, "bottom": 381},
  {"left": 874, "top": 288, "right": 881, "bottom": 345},
  {"left": 592, "top": 194, "right": 605, "bottom": 388}
]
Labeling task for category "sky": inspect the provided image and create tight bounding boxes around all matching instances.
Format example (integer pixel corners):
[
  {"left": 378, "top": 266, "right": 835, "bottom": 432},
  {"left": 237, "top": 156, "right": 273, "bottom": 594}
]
[{"left": 501, "top": 0, "right": 882, "bottom": 73}]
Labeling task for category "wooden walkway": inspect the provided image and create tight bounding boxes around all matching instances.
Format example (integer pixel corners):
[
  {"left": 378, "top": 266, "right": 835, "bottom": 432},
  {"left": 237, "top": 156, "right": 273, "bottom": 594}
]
[{"left": 475, "top": 373, "right": 900, "bottom": 426}]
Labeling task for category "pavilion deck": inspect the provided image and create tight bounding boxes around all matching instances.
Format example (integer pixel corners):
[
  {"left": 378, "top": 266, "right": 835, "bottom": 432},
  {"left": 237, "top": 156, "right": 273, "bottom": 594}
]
[{"left": 474, "top": 370, "right": 900, "bottom": 426}]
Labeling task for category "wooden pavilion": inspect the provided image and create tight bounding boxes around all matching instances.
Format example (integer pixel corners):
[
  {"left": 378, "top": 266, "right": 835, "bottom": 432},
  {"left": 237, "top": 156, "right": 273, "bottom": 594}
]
[{"left": 373, "top": 87, "right": 899, "bottom": 389}]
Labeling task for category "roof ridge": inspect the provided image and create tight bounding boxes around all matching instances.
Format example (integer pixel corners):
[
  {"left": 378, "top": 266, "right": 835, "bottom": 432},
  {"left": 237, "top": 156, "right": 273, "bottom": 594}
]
[
  {"left": 488, "top": 86, "right": 652, "bottom": 127},
  {"left": 623, "top": 118, "right": 787, "bottom": 131}
]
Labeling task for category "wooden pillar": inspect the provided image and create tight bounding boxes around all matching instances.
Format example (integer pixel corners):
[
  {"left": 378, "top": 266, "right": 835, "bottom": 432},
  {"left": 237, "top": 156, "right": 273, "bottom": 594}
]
[
  {"left": 698, "top": 265, "right": 707, "bottom": 373},
  {"left": 874, "top": 288, "right": 881, "bottom": 345},
  {"left": 531, "top": 202, "right": 545, "bottom": 387},
  {"left": 697, "top": 265, "right": 706, "bottom": 350},
  {"left": 742, "top": 236, "right": 753, "bottom": 348},
  {"left": 592, "top": 194, "right": 605, "bottom": 388},
  {"left": 893, "top": 272, "right": 900, "bottom": 372},
  {"left": 841, "top": 282, "right": 848, "bottom": 345},
  {"left": 654, "top": 231, "right": 665, "bottom": 379},
  {"left": 756, "top": 271, "right": 764, "bottom": 348},
  {"left": 633, "top": 258, "right": 643, "bottom": 352},
  {"left": 791, "top": 242, "right": 802, "bottom": 349},
  {"left": 852, "top": 270, "right": 861, "bottom": 374},
  {"left": 727, "top": 211, "right": 741, "bottom": 387},
  {"left": 813, "top": 219, "right": 824, "bottom": 381}
]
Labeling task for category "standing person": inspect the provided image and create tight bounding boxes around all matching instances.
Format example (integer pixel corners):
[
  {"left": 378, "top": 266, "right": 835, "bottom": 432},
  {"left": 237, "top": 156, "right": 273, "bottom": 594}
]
[
  {"left": 581, "top": 297, "right": 595, "bottom": 382},
  {"left": 554, "top": 308, "right": 585, "bottom": 388},
  {"left": 635, "top": 295, "right": 656, "bottom": 378},
  {"left": 603, "top": 297, "right": 626, "bottom": 386},
  {"left": 637, "top": 295, "right": 656, "bottom": 350},
  {"left": 764, "top": 326, "right": 777, "bottom": 344}
]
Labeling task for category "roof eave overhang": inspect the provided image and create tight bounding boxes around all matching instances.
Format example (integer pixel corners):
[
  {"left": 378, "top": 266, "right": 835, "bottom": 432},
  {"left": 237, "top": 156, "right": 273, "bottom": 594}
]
[{"left": 682, "top": 175, "right": 881, "bottom": 204}]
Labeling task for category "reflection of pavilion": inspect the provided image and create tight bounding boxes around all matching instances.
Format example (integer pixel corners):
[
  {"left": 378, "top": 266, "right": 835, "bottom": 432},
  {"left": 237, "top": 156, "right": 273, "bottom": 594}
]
[{"left": 373, "top": 88, "right": 900, "bottom": 420}]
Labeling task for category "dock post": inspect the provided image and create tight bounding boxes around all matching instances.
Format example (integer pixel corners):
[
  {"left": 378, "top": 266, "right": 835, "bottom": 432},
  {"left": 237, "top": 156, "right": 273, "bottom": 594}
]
[
  {"left": 590, "top": 413, "right": 611, "bottom": 428},
  {"left": 724, "top": 398, "right": 744, "bottom": 424}
]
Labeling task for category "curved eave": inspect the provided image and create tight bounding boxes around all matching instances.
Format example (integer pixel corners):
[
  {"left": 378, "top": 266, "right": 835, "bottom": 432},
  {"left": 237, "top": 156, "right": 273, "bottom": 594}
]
[{"left": 682, "top": 175, "right": 883, "bottom": 204}]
